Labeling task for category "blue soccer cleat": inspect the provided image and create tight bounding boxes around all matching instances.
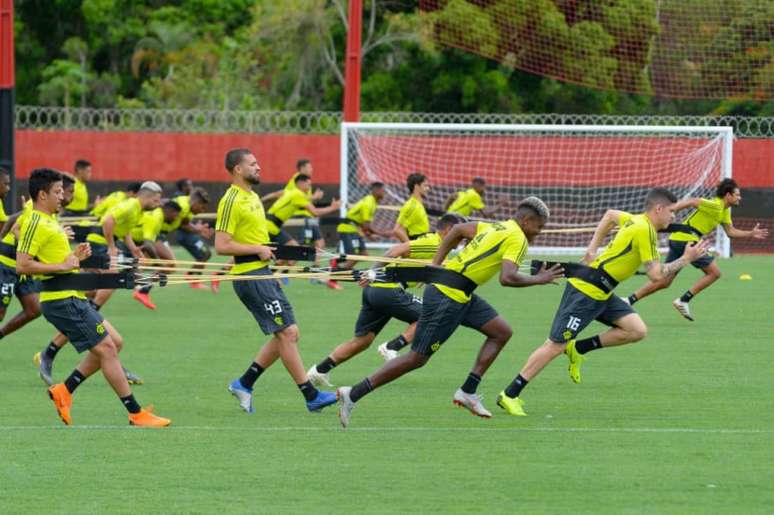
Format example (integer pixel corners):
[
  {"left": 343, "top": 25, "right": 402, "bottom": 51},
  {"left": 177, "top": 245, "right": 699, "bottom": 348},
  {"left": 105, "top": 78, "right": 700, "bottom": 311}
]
[
  {"left": 306, "top": 390, "right": 337, "bottom": 412},
  {"left": 228, "top": 379, "right": 255, "bottom": 414}
]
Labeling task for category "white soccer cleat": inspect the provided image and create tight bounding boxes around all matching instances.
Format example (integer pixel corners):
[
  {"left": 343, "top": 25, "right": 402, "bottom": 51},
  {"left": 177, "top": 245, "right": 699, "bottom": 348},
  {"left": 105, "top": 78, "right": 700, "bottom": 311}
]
[
  {"left": 672, "top": 298, "right": 694, "bottom": 321},
  {"left": 377, "top": 342, "right": 399, "bottom": 361},
  {"left": 337, "top": 386, "right": 355, "bottom": 428},
  {"left": 452, "top": 388, "right": 492, "bottom": 419},
  {"left": 228, "top": 379, "right": 255, "bottom": 414},
  {"left": 307, "top": 365, "right": 333, "bottom": 388},
  {"left": 619, "top": 296, "right": 630, "bottom": 305}
]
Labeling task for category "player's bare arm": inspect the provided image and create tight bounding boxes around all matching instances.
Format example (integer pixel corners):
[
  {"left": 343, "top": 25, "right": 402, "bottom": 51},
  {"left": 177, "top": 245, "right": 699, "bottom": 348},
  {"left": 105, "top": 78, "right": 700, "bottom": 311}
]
[
  {"left": 499, "top": 260, "right": 563, "bottom": 287},
  {"left": 582, "top": 209, "right": 626, "bottom": 263},
  {"left": 432, "top": 222, "right": 478, "bottom": 265},
  {"left": 722, "top": 222, "right": 768, "bottom": 239}
]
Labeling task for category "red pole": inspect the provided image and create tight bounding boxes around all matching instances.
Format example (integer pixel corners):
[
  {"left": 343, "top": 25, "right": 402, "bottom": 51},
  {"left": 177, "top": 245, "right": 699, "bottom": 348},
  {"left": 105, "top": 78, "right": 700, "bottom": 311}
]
[
  {"left": 343, "top": 0, "right": 362, "bottom": 122},
  {"left": 0, "top": 0, "right": 15, "bottom": 211}
]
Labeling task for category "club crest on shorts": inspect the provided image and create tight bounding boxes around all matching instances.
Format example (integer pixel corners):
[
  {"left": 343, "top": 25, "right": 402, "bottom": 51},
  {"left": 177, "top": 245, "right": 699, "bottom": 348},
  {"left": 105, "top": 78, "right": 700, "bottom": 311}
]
[
  {"left": 430, "top": 341, "right": 441, "bottom": 352},
  {"left": 563, "top": 330, "right": 573, "bottom": 341},
  {"left": 96, "top": 323, "right": 106, "bottom": 335}
]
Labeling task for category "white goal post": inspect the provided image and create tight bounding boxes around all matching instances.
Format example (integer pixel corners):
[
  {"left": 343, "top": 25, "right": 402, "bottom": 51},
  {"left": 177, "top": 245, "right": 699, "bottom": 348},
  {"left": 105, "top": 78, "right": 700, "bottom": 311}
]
[{"left": 339, "top": 123, "right": 733, "bottom": 257}]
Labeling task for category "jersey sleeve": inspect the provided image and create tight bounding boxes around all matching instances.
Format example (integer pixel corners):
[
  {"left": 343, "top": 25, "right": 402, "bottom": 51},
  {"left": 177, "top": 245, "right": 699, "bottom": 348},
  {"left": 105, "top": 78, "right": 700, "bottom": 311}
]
[
  {"left": 618, "top": 211, "right": 633, "bottom": 227},
  {"left": 293, "top": 190, "right": 310, "bottom": 210},
  {"left": 216, "top": 192, "right": 240, "bottom": 235},
  {"left": 635, "top": 222, "right": 659, "bottom": 263},
  {"left": 143, "top": 211, "right": 163, "bottom": 241},
  {"left": 721, "top": 207, "right": 732, "bottom": 225},
  {"left": 18, "top": 213, "right": 44, "bottom": 256},
  {"left": 470, "top": 192, "right": 485, "bottom": 211},
  {"left": 109, "top": 200, "right": 134, "bottom": 226},
  {"left": 501, "top": 232, "right": 528, "bottom": 265},
  {"left": 362, "top": 197, "right": 376, "bottom": 223}
]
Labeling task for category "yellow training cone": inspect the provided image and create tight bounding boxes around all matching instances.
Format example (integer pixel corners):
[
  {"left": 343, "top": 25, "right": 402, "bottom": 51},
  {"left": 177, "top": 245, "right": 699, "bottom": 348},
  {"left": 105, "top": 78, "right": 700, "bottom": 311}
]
[{"left": 739, "top": 274, "right": 752, "bottom": 280}]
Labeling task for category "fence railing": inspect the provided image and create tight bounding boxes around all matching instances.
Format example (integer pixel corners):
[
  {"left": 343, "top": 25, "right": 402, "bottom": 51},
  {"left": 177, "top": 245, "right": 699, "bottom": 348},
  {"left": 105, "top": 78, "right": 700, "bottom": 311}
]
[{"left": 14, "top": 105, "right": 774, "bottom": 138}]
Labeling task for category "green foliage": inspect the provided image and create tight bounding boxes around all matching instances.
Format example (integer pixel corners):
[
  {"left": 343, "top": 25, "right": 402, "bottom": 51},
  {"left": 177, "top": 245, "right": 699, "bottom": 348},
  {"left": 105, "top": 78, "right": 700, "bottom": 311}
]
[{"left": 11, "top": 0, "right": 773, "bottom": 115}]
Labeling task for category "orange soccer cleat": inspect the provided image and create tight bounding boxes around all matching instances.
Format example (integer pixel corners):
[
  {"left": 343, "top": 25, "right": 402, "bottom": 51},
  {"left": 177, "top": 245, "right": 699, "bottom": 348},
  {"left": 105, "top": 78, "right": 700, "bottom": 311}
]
[
  {"left": 188, "top": 281, "right": 207, "bottom": 291},
  {"left": 48, "top": 384, "right": 73, "bottom": 426},
  {"left": 128, "top": 407, "right": 171, "bottom": 428},
  {"left": 132, "top": 290, "right": 157, "bottom": 310}
]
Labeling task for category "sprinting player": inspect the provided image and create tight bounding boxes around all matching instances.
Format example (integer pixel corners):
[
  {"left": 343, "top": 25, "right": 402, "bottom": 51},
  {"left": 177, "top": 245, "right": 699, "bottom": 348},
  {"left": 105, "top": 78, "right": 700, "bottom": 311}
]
[
  {"left": 91, "top": 182, "right": 142, "bottom": 218},
  {"left": 335, "top": 182, "right": 392, "bottom": 270},
  {"left": 444, "top": 177, "right": 502, "bottom": 218},
  {"left": 625, "top": 178, "right": 767, "bottom": 320},
  {"left": 337, "top": 198, "right": 563, "bottom": 427},
  {"left": 130, "top": 201, "right": 183, "bottom": 309},
  {"left": 215, "top": 148, "right": 337, "bottom": 414},
  {"left": 393, "top": 173, "right": 430, "bottom": 242},
  {"left": 17, "top": 168, "right": 169, "bottom": 427},
  {"left": 307, "top": 213, "right": 463, "bottom": 387},
  {"left": 174, "top": 177, "right": 193, "bottom": 197},
  {"left": 161, "top": 188, "right": 214, "bottom": 290},
  {"left": 36, "top": 182, "right": 162, "bottom": 386},
  {"left": 62, "top": 159, "right": 94, "bottom": 216},
  {"left": 496, "top": 189, "right": 710, "bottom": 417}
]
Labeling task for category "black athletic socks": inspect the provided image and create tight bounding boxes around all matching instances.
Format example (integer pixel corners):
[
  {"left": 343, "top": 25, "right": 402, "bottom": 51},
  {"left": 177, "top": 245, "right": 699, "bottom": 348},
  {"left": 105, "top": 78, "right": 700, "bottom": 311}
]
[
  {"left": 120, "top": 394, "right": 142, "bottom": 414},
  {"left": 64, "top": 370, "right": 87, "bottom": 394},
  {"left": 460, "top": 372, "right": 481, "bottom": 394},
  {"left": 349, "top": 378, "right": 373, "bottom": 403},
  {"left": 44, "top": 342, "right": 61, "bottom": 360},
  {"left": 385, "top": 335, "right": 408, "bottom": 352},
  {"left": 504, "top": 374, "right": 528, "bottom": 398},
  {"left": 138, "top": 285, "right": 153, "bottom": 294},
  {"left": 680, "top": 290, "right": 694, "bottom": 303},
  {"left": 239, "top": 362, "right": 265, "bottom": 389},
  {"left": 316, "top": 356, "right": 337, "bottom": 374},
  {"left": 575, "top": 335, "right": 602, "bottom": 355},
  {"left": 628, "top": 294, "right": 639, "bottom": 305},
  {"left": 297, "top": 381, "right": 318, "bottom": 402}
]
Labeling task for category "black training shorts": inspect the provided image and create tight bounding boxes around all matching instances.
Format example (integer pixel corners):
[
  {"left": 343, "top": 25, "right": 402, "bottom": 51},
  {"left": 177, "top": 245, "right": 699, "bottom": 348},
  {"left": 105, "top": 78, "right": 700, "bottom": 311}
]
[
  {"left": 232, "top": 267, "right": 296, "bottom": 335},
  {"left": 41, "top": 297, "right": 108, "bottom": 353},
  {"left": 354, "top": 285, "right": 422, "bottom": 337},
  {"left": 548, "top": 283, "right": 635, "bottom": 343},
  {"left": 666, "top": 240, "right": 714, "bottom": 269}
]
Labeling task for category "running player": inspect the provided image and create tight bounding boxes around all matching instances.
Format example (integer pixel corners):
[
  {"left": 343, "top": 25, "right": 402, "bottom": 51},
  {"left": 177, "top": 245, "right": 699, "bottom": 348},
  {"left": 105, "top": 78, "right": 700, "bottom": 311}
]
[
  {"left": 174, "top": 177, "right": 193, "bottom": 197},
  {"left": 335, "top": 182, "right": 392, "bottom": 270},
  {"left": 91, "top": 182, "right": 142, "bottom": 218},
  {"left": 62, "top": 159, "right": 94, "bottom": 217},
  {"left": 393, "top": 173, "right": 430, "bottom": 242},
  {"left": 18, "top": 168, "right": 169, "bottom": 427},
  {"left": 216, "top": 148, "right": 337, "bottom": 414},
  {"left": 337, "top": 198, "right": 562, "bottom": 427},
  {"left": 496, "top": 189, "right": 710, "bottom": 417},
  {"left": 625, "top": 178, "right": 767, "bottom": 320},
  {"left": 161, "top": 188, "right": 214, "bottom": 290},
  {"left": 307, "top": 213, "right": 463, "bottom": 387},
  {"left": 444, "top": 177, "right": 502, "bottom": 218}
]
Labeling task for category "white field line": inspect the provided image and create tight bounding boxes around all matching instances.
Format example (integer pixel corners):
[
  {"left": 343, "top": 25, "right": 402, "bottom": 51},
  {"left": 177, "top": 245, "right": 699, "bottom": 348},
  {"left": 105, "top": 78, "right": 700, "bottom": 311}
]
[{"left": 0, "top": 425, "right": 770, "bottom": 434}]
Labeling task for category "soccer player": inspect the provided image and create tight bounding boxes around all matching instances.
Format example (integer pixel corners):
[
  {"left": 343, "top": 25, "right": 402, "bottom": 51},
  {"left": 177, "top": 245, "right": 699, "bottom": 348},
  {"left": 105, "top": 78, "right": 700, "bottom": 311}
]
[
  {"left": 174, "top": 177, "right": 193, "bottom": 197},
  {"left": 393, "top": 173, "right": 430, "bottom": 242},
  {"left": 62, "top": 159, "right": 94, "bottom": 216},
  {"left": 0, "top": 167, "right": 9, "bottom": 223},
  {"left": 17, "top": 168, "right": 169, "bottom": 427},
  {"left": 496, "top": 189, "right": 710, "bottom": 417},
  {"left": 215, "top": 148, "right": 337, "bottom": 414},
  {"left": 625, "top": 178, "right": 768, "bottom": 320},
  {"left": 36, "top": 182, "right": 162, "bottom": 385},
  {"left": 131, "top": 201, "right": 183, "bottom": 309},
  {"left": 307, "top": 213, "right": 463, "bottom": 387},
  {"left": 161, "top": 188, "right": 214, "bottom": 291},
  {"left": 335, "top": 182, "right": 392, "bottom": 270},
  {"left": 336, "top": 198, "right": 563, "bottom": 427},
  {"left": 444, "top": 177, "right": 502, "bottom": 218},
  {"left": 91, "top": 182, "right": 142, "bottom": 218}
]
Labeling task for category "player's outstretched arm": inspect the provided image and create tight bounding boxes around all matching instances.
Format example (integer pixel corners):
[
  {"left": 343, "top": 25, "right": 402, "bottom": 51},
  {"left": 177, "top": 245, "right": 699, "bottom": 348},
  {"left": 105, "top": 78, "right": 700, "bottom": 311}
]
[
  {"left": 644, "top": 240, "right": 710, "bottom": 281},
  {"left": 582, "top": 209, "right": 626, "bottom": 264},
  {"left": 499, "top": 260, "right": 563, "bottom": 288},
  {"left": 306, "top": 199, "right": 341, "bottom": 217},
  {"left": 722, "top": 222, "right": 768, "bottom": 239},
  {"left": 259, "top": 189, "right": 284, "bottom": 203},
  {"left": 16, "top": 252, "right": 79, "bottom": 275},
  {"left": 671, "top": 198, "right": 701, "bottom": 212},
  {"left": 391, "top": 223, "right": 409, "bottom": 242},
  {"left": 432, "top": 222, "right": 478, "bottom": 265},
  {"left": 443, "top": 193, "right": 457, "bottom": 212}
]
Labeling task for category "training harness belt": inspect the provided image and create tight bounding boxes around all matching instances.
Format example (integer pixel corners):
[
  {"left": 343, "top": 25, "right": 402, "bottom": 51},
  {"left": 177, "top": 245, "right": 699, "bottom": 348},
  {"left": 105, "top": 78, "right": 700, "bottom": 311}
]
[
  {"left": 377, "top": 266, "right": 478, "bottom": 296},
  {"left": 40, "top": 272, "right": 135, "bottom": 292},
  {"left": 233, "top": 244, "right": 317, "bottom": 264},
  {"left": 531, "top": 260, "right": 619, "bottom": 295}
]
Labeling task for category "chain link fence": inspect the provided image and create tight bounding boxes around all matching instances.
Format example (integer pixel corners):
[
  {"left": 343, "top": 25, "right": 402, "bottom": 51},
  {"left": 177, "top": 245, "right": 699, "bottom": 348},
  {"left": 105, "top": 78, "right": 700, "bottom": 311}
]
[{"left": 14, "top": 105, "right": 774, "bottom": 138}]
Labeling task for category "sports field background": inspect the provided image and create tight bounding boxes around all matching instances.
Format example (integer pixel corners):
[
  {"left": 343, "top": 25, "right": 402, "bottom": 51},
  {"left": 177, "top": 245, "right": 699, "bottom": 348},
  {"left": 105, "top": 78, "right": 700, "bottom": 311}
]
[{"left": 1, "top": 254, "right": 772, "bottom": 514}]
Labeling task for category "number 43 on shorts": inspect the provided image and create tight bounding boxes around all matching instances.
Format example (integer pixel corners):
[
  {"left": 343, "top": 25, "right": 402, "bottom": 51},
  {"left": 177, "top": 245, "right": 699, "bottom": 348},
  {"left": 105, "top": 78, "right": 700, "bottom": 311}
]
[{"left": 264, "top": 300, "right": 283, "bottom": 315}]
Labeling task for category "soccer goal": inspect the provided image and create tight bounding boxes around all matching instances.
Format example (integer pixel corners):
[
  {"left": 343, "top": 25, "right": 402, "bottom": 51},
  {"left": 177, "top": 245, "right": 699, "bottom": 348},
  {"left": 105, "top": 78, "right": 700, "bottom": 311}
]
[{"left": 340, "top": 123, "right": 734, "bottom": 257}]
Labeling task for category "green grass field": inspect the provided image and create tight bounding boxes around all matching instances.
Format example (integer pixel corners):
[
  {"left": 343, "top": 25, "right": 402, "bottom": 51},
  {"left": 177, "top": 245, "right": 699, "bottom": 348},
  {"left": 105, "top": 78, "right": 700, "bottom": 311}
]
[{"left": 1, "top": 254, "right": 772, "bottom": 514}]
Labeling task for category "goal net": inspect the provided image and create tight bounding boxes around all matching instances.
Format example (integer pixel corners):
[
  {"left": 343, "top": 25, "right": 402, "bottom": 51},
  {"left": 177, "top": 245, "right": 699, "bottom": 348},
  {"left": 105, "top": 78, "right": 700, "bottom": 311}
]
[{"left": 340, "top": 123, "right": 733, "bottom": 257}]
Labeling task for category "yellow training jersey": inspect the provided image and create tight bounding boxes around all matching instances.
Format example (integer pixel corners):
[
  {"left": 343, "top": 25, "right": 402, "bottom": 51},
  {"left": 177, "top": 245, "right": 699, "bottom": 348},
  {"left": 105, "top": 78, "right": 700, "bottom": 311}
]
[
  {"left": 65, "top": 179, "right": 89, "bottom": 212},
  {"left": 18, "top": 209, "right": 85, "bottom": 302},
  {"left": 284, "top": 172, "right": 313, "bottom": 217},
  {"left": 337, "top": 194, "right": 377, "bottom": 234},
  {"left": 397, "top": 196, "right": 429, "bottom": 238},
  {"left": 437, "top": 220, "right": 528, "bottom": 303},
  {"left": 216, "top": 184, "right": 269, "bottom": 275},
  {"left": 161, "top": 196, "right": 193, "bottom": 234},
  {"left": 0, "top": 201, "right": 34, "bottom": 268},
  {"left": 87, "top": 197, "right": 143, "bottom": 246},
  {"left": 91, "top": 191, "right": 127, "bottom": 218},
  {"left": 0, "top": 201, "right": 6, "bottom": 223},
  {"left": 266, "top": 188, "right": 308, "bottom": 235},
  {"left": 569, "top": 212, "right": 659, "bottom": 301},
  {"left": 670, "top": 197, "right": 731, "bottom": 243},
  {"left": 131, "top": 208, "right": 164, "bottom": 243},
  {"left": 372, "top": 232, "right": 442, "bottom": 289},
  {"left": 448, "top": 188, "right": 485, "bottom": 217}
]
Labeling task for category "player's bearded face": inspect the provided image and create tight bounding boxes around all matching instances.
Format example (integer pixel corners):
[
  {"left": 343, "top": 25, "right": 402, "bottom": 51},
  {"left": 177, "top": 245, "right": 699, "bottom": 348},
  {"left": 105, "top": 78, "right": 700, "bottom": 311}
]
[{"left": 241, "top": 156, "right": 261, "bottom": 185}]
